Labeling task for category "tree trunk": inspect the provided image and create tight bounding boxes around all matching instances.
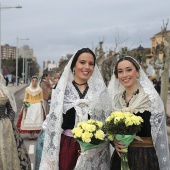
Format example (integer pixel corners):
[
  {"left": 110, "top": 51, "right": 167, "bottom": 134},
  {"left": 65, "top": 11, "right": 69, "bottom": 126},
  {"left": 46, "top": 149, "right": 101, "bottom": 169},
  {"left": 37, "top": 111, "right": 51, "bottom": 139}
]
[{"left": 161, "top": 46, "right": 170, "bottom": 117}]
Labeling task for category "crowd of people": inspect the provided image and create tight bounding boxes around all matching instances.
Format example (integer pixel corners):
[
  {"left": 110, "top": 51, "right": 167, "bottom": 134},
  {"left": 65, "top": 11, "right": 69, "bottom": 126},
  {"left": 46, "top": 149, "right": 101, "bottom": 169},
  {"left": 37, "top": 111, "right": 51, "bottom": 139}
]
[{"left": 0, "top": 48, "right": 169, "bottom": 170}]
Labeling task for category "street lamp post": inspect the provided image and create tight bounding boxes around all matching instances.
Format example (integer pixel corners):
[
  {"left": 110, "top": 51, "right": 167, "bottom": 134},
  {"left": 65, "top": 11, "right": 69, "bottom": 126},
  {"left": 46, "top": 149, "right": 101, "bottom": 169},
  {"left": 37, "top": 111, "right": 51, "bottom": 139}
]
[
  {"left": 0, "top": 4, "right": 22, "bottom": 73},
  {"left": 28, "top": 65, "right": 33, "bottom": 79},
  {"left": 16, "top": 38, "right": 29, "bottom": 86},
  {"left": 25, "top": 61, "right": 32, "bottom": 83}
]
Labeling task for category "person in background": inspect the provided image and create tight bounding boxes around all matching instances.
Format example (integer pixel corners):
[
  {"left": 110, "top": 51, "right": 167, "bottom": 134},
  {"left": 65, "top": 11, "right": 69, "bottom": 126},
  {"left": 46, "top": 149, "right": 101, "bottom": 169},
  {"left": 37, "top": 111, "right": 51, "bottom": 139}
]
[
  {"left": 152, "top": 78, "right": 161, "bottom": 95},
  {"left": 148, "top": 76, "right": 161, "bottom": 95},
  {"left": 39, "top": 48, "right": 111, "bottom": 170},
  {"left": 0, "top": 73, "right": 31, "bottom": 169},
  {"left": 56, "top": 72, "right": 61, "bottom": 80},
  {"left": 40, "top": 73, "right": 52, "bottom": 115},
  {"left": 108, "top": 56, "right": 170, "bottom": 170},
  {"left": 4, "top": 75, "right": 9, "bottom": 86},
  {"left": 49, "top": 75, "right": 57, "bottom": 89},
  {"left": 17, "top": 76, "right": 45, "bottom": 139},
  {"left": 53, "top": 72, "right": 61, "bottom": 89}
]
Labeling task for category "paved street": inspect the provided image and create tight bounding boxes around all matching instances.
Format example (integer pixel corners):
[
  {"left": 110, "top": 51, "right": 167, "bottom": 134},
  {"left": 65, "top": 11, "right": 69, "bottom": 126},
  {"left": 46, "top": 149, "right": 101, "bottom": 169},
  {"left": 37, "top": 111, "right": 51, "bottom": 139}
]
[{"left": 7, "top": 83, "right": 170, "bottom": 169}]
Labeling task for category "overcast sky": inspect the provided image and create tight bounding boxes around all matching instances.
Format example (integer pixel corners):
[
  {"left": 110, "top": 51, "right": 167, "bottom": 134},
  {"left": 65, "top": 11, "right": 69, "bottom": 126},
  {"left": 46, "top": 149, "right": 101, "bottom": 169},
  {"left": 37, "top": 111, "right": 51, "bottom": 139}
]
[{"left": 1, "top": 0, "right": 170, "bottom": 69}]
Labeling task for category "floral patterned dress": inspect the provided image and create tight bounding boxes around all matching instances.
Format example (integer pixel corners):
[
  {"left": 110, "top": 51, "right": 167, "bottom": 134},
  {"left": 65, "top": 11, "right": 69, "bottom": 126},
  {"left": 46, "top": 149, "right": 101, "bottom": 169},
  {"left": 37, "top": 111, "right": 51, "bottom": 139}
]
[{"left": 0, "top": 96, "right": 31, "bottom": 170}]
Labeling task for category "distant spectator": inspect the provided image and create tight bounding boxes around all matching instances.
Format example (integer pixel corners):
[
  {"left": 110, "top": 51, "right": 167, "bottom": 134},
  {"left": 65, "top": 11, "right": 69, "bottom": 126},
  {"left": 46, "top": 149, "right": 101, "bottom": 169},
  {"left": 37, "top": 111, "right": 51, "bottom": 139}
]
[
  {"left": 152, "top": 78, "right": 161, "bottom": 94},
  {"left": 12, "top": 75, "right": 15, "bottom": 86},
  {"left": 148, "top": 76, "right": 161, "bottom": 95},
  {"left": 49, "top": 76, "right": 56, "bottom": 88},
  {"left": 56, "top": 72, "right": 61, "bottom": 80},
  {"left": 53, "top": 72, "right": 61, "bottom": 89},
  {"left": 40, "top": 74, "right": 52, "bottom": 115},
  {"left": 4, "top": 75, "right": 9, "bottom": 86}
]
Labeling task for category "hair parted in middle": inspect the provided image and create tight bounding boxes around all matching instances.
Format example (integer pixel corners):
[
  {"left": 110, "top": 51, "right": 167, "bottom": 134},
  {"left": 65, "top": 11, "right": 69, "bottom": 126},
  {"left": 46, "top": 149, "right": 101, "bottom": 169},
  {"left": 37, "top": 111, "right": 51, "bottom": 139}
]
[
  {"left": 114, "top": 56, "right": 140, "bottom": 78},
  {"left": 70, "top": 48, "right": 96, "bottom": 72},
  {"left": 31, "top": 76, "right": 38, "bottom": 80}
]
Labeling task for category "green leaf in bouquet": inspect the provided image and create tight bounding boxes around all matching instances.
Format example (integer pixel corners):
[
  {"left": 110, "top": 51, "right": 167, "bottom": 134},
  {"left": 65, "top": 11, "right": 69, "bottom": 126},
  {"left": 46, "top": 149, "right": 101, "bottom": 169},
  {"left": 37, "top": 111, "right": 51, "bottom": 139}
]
[{"left": 76, "top": 139, "right": 101, "bottom": 153}]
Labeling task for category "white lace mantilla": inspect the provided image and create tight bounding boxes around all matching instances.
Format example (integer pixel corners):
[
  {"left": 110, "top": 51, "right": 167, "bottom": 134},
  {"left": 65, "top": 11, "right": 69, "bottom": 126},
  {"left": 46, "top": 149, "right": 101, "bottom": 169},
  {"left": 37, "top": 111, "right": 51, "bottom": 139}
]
[
  {"left": 75, "top": 141, "right": 110, "bottom": 170},
  {"left": 39, "top": 51, "right": 111, "bottom": 170},
  {"left": 0, "top": 73, "right": 17, "bottom": 112}
]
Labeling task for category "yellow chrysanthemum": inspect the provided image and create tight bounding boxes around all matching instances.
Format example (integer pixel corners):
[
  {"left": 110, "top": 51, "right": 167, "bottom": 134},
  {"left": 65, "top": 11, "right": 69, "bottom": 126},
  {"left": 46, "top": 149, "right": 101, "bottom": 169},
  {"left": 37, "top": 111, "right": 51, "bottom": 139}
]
[
  {"left": 111, "top": 111, "right": 125, "bottom": 118},
  {"left": 125, "top": 117, "right": 133, "bottom": 126},
  {"left": 87, "top": 119, "right": 95, "bottom": 124},
  {"left": 81, "top": 122, "right": 89, "bottom": 130},
  {"left": 77, "top": 121, "right": 87, "bottom": 128},
  {"left": 82, "top": 131, "right": 93, "bottom": 143},
  {"left": 96, "top": 121, "right": 103, "bottom": 128},
  {"left": 72, "top": 127, "right": 83, "bottom": 138},
  {"left": 108, "top": 134, "right": 114, "bottom": 141},
  {"left": 106, "top": 116, "right": 112, "bottom": 123},
  {"left": 94, "top": 130, "right": 105, "bottom": 140},
  {"left": 86, "top": 124, "right": 96, "bottom": 132}
]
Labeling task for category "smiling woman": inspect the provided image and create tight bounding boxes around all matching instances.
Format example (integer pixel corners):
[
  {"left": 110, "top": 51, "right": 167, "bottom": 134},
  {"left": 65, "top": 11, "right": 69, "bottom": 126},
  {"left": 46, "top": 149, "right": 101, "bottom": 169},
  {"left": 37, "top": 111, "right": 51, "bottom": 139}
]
[
  {"left": 38, "top": 48, "right": 111, "bottom": 170},
  {"left": 108, "top": 56, "right": 170, "bottom": 170},
  {"left": 71, "top": 51, "right": 95, "bottom": 94},
  {"left": 115, "top": 58, "right": 140, "bottom": 104},
  {"left": 73, "top": 53, "right": 94, "bottom": 82}
]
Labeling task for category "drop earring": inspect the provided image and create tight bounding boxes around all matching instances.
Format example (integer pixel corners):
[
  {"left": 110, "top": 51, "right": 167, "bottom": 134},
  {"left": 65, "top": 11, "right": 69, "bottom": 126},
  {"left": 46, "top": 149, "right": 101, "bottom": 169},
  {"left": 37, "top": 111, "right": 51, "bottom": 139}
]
[
  {"left": 73, "top": 70, "right": 75, "bottom": 75},
  {"left": 136, "top": 76, "right": 139, "bottom": 83}
]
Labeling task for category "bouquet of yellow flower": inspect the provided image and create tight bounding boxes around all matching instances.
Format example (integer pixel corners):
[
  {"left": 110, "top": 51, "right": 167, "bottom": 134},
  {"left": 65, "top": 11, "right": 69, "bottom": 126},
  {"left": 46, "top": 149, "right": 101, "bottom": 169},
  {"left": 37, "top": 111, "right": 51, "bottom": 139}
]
[
  {"left": 72, "top": 119, "right": 106, "bottom": 152},
  {"left": 105, "top": 111, "right": 143, "bottom": 170}
]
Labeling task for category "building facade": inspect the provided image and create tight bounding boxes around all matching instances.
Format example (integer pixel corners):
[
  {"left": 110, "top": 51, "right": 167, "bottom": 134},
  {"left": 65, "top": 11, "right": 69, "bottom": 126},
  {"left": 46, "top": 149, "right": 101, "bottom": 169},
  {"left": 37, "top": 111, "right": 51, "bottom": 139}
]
[
  {"left": 18, "top": 45, "right": 33, "bottom": 59},
  {"left": 43, "top": 59, "right": 55, "bottom": 70},
  {"left": 1, "top": 44, "right": 16, "bottom": 59}
]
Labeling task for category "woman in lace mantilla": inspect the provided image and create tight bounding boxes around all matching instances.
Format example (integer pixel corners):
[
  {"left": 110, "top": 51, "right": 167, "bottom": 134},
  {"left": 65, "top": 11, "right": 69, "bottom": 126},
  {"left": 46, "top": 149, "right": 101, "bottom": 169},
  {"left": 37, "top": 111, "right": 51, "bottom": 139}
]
[
  {"left": 0, "top": 73, "right": 31, "bottom": 170},
  {"left": 39, "top": 48, "right": 111, "bottom": 170},
  {"left": 17, "top": 76, "right": 45, "bottom": 139},
  {"left": 108, "top": 56, "right": 170, "bottom": 170}
]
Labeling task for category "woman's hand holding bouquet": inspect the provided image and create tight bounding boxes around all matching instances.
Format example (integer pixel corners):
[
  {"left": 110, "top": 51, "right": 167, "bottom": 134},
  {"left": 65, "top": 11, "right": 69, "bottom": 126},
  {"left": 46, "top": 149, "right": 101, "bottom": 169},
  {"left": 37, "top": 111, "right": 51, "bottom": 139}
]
[
  {"left": 23, "top": 101, "right": 30, "bottom": 108},
  {"left": 105, "top": 111, "right": 143, "bottom": 170},
  {"left": 72, "top": 119, "right": 106, "bottom": 152},
  {"left": 23, "top": 101, "right": 30, "bottom": 119}
]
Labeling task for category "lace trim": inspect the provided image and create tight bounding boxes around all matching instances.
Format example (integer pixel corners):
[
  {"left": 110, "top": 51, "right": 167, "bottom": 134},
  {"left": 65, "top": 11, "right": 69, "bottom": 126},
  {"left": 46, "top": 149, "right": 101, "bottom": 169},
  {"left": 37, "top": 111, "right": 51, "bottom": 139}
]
[
  {"left": 26, "top": 86, "right": 42, "bottom": 97},
  {"left": 113, "top": 87, "right": 151, "bottom": 114},
  {"left": 0, "top": 73, "right": 17, "bottom": 112}
]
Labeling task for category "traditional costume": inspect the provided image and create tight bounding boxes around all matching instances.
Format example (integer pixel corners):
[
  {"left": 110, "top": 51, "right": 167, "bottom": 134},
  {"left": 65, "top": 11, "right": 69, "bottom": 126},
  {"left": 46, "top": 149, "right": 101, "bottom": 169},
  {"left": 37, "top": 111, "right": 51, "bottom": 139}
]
[
  {"left": 108, "top": 56, "right": 170, "bottom": 170},
  {"left": 17, "top": 79, "right": 45, "bottom": 135},
  {"left": 39, "top": 50, "right": 111, "bottom": 170},
  {"left": 0, "top": 73, "right": 31, "bottom": 170}
]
